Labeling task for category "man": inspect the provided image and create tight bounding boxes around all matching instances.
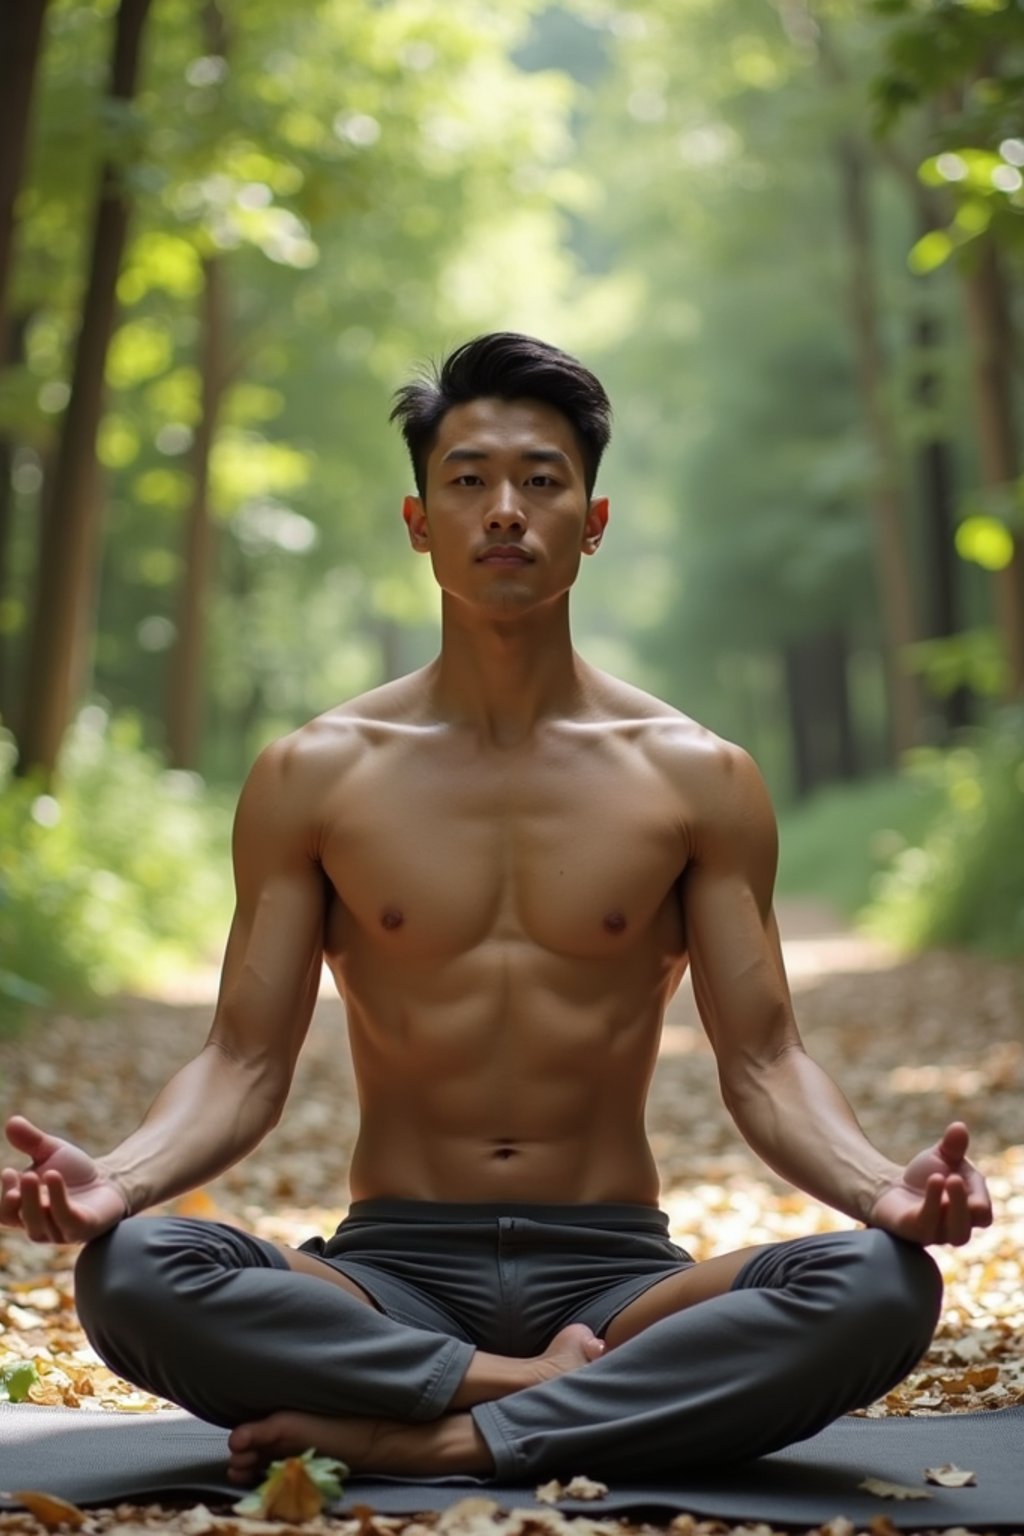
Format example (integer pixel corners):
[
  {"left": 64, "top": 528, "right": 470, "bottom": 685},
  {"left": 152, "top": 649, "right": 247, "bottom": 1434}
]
[{"left": 2, "top": 334, "right": 991, "bottom": 1487}]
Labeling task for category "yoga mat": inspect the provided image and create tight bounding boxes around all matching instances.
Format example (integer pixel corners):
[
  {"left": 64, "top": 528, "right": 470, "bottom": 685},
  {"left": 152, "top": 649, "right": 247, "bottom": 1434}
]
[{"left": 2, "top": 1402, "right": 1023, "bottom": 1529}]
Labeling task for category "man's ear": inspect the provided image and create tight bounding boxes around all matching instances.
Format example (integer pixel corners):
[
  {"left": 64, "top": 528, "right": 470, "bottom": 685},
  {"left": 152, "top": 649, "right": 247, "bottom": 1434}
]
[
  {"left": 403, "top": 495, "right": 430, "bottom": 552},
  {"left": 582, "top": 496, "right": 609, "bottom": 555}
]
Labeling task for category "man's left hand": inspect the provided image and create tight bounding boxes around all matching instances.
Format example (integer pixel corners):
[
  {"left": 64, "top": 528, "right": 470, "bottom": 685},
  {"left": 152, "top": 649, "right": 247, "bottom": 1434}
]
[{"left": 869, "top": 1122, "right": 993, "bottom": 1246}]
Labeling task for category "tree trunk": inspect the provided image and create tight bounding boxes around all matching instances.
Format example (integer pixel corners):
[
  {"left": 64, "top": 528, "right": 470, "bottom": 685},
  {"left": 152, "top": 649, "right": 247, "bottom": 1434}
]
[
  {"left": 16, "top": 0, "right": 152, "bottom": 780},
  {"left": 0, "top": 0, "right": 50, "bottom": 361},
  {"left": 834, "top": 133, "right": 923, "bottom": 763},
  {"left": 783, "top": 629, "right": 857, "bottom": 799},
  {"left": 960, "top": 234, "right": 1024, "bottom": 699},
  {"left": 166, "top": 256, "right": 229, "bottom": 769},
  {"left": 0, "top": 312, "right": 32, "bottom": 726}
]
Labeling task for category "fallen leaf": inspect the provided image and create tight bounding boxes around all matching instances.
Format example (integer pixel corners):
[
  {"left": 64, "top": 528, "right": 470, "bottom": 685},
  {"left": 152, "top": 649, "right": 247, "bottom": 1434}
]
[
  {"left": 436, "top": 1496, "right": 501, "bottom": 1531},
  {"left": 233, "top": 1447, "right": 348, "bottom": 1521},
  {"left": 561, "top": 1476, "right": 608, "bottom": 1501},
  {"left": 12, "top": 1491, "right": 87, "bottom": 1529},
  {"left": 858, "top": 1476, "right": 931, "bottom": 1501},
  {"left": 937, "top": 1365, "right": 1000, "bottom": 1394},
  {"left": 533, "top": 1474, "right": 609, "bottom": 1505},
  {"left": 0, "top": 1359, "right": 38, "bottom": 1402},
  {"left": 924, "top": 1462, "right": 977, "bottom": 1487},
  {"left": 866, "top": 1518, "right": 899, "bottom": 1536}
]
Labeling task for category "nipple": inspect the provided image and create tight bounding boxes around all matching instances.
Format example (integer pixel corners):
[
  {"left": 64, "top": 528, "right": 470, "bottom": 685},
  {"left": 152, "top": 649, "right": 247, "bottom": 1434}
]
[
  {"left": 603, "top": 910, "right": 627, "bottom": 934},
  {"left": 380, "top": 907, "right": 404, "bottom": 931}
]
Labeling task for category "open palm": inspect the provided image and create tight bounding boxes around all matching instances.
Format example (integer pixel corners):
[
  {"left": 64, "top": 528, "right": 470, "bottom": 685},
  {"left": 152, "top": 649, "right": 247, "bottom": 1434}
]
[{"left": 1, "top": 1116, "right": 127, "bottom": 1243}]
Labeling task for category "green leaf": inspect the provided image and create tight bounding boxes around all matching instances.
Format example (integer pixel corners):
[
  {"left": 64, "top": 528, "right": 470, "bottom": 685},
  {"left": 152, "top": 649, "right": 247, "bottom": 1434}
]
[
  {"left": 0, "top": 1360, "right": 39, "bottom": 1403},
  {"left": 956, "top": 515, "right": 1016, "bottom": 571},
  {"left": 908, "top": 228, "right": 954, "bottom": 274}
]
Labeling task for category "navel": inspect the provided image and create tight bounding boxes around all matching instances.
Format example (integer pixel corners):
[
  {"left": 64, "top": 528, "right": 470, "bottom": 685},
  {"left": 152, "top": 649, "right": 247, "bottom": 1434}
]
[
  {"left": 380, "top": 906, "right": 405, "bottom": 931},
  {"left": 603, "top": 909, "right": 627, "bottom": 934}
]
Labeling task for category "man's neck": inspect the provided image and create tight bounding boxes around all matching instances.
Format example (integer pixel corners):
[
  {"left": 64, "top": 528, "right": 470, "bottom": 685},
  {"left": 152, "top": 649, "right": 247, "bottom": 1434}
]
[{"left": 428, "top": 598, "right": 587, "bottom": 747}]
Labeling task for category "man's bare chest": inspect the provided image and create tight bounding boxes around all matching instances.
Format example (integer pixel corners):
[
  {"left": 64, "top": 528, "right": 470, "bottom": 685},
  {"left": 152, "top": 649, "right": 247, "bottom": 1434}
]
[{"left": 320, "top": 745, "right": 688, "bottom": 962}]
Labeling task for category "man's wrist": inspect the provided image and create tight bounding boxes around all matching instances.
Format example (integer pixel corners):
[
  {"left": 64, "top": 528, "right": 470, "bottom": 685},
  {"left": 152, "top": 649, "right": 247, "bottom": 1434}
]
[
  {"left": 860, "top": 1162, "right": 903, "bottom": 1226},
  {"left": 96, "top": 1163, "right": 135, "bottom": 1220}
]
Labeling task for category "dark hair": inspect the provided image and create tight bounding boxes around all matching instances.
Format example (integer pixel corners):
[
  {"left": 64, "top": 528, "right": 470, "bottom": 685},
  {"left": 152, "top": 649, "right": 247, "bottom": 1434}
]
[{"left": 390, "top": 332, "right": 612, "bottom": 500}]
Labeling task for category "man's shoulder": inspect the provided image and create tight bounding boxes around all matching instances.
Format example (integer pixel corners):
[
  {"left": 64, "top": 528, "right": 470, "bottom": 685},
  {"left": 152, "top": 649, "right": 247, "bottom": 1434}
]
[
  {"left": 245, "top": 672, "right": 432, "bottom": 788},
  {"left": 588, "top": 669, "right": 749, "bottom": 767}
]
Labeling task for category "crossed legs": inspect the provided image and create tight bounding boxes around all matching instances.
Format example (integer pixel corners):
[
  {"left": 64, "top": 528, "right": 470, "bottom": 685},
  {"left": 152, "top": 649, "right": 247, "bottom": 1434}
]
[{"left": 74, "top": 1217, "right": 942, "bottom": 1483}]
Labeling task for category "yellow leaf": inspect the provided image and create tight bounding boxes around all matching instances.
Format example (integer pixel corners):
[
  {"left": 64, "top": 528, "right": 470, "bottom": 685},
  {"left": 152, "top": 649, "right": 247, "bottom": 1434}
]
[
  {"left": 859, "top": 1476, "right": 931, "bottom": 1501},
  {"left": 13, "top": 1491, "right": 87, "bottom": 1529},
  {"left": 924, "top": 1463, "right": 977, "bottom": 1488}
]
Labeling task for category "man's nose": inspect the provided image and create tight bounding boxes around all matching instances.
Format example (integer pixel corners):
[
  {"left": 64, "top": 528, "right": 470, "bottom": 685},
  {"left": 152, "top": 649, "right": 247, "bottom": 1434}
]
[{"left": 485, "top": 483, "right": 525, "bottom": 533}]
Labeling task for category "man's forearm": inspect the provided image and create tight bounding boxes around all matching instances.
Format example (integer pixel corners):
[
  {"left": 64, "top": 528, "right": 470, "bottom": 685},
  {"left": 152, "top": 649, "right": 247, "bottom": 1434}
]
[
  {"left": 721, "top": 1044, "right": 902, "bottom": 1225},
  {"left": 95, "top": 1042, "right": 285, "bottom": 1215}
]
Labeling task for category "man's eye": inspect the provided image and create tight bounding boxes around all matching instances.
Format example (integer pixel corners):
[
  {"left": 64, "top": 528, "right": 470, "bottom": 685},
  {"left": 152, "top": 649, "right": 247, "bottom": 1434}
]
[
  {"left": 453, "top": 474, "right": 483, "bottom": 486},
  {"left": 527, "top": 475, "right": 557, "bottom": 487}
]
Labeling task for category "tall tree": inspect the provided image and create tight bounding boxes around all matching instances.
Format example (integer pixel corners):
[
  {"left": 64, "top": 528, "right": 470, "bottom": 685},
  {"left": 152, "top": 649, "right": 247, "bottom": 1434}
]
[
  {"left": 0, "top": 0, "right": 50, "bottom": 362},
  {"left": 166, "top": 0, "right": 231, "bottom": 770},
  {"left": 17, "top": 0, "right": 153, "bottom": 779}
]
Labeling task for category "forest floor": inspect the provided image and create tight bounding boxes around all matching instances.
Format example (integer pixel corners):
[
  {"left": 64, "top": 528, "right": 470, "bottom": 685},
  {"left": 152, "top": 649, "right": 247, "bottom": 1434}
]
[{"left": 1, "top": 901, "right": 1023, "bottom": 1536}]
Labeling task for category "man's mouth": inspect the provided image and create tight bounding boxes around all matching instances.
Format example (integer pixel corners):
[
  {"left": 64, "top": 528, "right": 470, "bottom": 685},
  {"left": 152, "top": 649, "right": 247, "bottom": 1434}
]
[{"left": 477, "top": 547, "right": 533, "bottom": 564}]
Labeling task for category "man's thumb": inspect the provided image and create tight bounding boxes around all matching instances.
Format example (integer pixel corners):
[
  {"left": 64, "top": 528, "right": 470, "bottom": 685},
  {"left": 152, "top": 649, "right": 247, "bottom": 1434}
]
[
  {"left": 940, "top": 1121, "right": 970, "bottom": 1165},
  {"left": 5, "top": 1116, "right": 53, "bottom": 1159}
]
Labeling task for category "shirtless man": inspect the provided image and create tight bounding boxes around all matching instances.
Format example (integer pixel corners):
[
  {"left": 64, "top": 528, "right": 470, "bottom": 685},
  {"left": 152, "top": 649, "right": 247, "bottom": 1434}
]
[{"left": 2, "top": 333, "right": 992, "bottom": 1486}]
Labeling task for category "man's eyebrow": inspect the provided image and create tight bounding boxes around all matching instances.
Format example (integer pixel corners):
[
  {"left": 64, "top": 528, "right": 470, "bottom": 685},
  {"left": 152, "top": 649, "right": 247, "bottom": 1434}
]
[{"left": 440, "top": 446, "right": 572, "bottom": 467}]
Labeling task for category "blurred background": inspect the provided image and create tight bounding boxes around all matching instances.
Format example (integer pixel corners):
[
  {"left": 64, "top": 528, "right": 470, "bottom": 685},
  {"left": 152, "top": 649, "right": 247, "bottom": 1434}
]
[{"left": 1, "top": 0, "right": 1022, "bottom": 1020}]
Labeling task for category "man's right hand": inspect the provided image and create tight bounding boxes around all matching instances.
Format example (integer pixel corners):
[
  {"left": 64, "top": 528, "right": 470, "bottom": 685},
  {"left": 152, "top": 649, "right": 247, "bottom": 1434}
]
[{"left": 1, "top": 1116, "right": 128, "bottom": 1244}]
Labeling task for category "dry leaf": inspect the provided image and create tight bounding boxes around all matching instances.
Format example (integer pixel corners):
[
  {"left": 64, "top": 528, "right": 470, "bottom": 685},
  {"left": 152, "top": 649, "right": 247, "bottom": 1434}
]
[
  {"left": 534, "top": 1482, "right": 563, "bottom": 1506},
  {"left": 858, "top": 1476, "right": 931, "bottom": 1501},
  {"left": 436, "top": 1497, "right": 500, "bottom": 1532},
  {"left": 12, "top": 1491, "right": 87, "bottom": 1529},
  {"left": 560, "top": 1477, "right": 608, "bottom": 1501},
  {"left": 172, "top": 1189, "right": 223, "bottom": 1219},
  {"left": 866, "top": 1518, "right": 899, "bottom": 1536},
  {"left": 937, "top": 1365, "right": 999, "bottom": 1394},
  {"left": 924, "top": 1462, "right": 977, "bottom": 1487},
  {"left": 818, "top": 1520, "right": 855, "bottom": 1536}
]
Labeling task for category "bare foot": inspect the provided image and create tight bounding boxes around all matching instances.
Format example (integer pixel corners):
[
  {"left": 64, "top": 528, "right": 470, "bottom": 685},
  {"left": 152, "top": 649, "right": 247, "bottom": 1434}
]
[
  {"left": 227, "top": 1409, "right": 490, "bottom": 1484},
  {"left": 528, "top": 1323, "right": 605, "bottom": 1388}
]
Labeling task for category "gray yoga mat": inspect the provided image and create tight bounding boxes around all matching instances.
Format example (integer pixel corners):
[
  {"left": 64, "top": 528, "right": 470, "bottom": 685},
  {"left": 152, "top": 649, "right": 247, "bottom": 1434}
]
[{"left": 2, "top": 1402, "right": 1023, "bottom": 1528}]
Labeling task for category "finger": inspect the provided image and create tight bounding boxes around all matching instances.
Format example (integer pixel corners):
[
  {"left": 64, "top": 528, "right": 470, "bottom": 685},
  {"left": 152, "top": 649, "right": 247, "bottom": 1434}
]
[
  {"left": 42, "top": 1172, "right": 86, "bottom": 1244},
  {"left": 941, "top": 1175, "right": 972, "bottom": 1247},
  {"left": 17, "top": 1172, "right": 62, "bottom": 1245},
  {"left": 4, "top": 1115, "right": 69, "bottom": 1189},
  {"left": 959, "top": 1164, "right": 994, "bottom": 1228},
  {"left": 939, "top": 1121, "right": 970, "bottom": 1168},
  {"left": 908, "top": 1172, "right": 945, "bottom": 1241},
  {"left": 0, "top": 1169, "right": 23, "bottom": 1227}
]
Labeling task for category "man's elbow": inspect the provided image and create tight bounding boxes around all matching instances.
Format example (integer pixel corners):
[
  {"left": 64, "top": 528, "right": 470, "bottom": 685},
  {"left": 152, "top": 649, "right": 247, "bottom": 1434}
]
[{"left": 718, "top": 1037, "right": 806, "bottom": 1121}]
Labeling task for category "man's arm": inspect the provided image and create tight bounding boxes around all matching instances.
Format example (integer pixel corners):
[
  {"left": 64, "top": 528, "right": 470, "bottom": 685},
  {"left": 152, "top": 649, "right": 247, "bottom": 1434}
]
[
  {"left": 679, "top": 736, "right": 991, "bottom": 1246},
  {"left": 1, "top": 733, "right": 328, "bottom": 1242}
]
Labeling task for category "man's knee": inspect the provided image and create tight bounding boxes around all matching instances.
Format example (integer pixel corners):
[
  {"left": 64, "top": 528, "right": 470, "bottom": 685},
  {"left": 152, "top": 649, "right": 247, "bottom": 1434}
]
[
  {"left": 858, "top": 1227, "right": 943, "bottom": 1357},
  {"left": 75, "top": 1217, "right": 176, "bottom": 1347}
]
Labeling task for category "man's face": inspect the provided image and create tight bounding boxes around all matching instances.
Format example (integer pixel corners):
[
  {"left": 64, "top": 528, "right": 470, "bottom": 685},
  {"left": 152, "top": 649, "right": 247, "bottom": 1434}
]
[{"left": 402, "top": 396, "right": 608, "bottom": 614}]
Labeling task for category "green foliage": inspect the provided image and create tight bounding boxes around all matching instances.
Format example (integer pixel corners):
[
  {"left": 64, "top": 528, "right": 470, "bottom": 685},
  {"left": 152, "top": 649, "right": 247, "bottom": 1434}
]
[
  {"left": 864, "top": 714, "right": 1024, "bottom": 954},
  {"left": 0, "top": 1360, "right": 38, "bottom": 1403},
  {"left": 776, "top": 771, "right": 945, "bottom": 918},
  {"left": 0, "top": 711, "right": 233, "bottom": 1028}
]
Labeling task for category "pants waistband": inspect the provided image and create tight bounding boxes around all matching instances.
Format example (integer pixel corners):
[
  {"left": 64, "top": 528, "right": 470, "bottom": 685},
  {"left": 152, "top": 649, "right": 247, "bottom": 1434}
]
[{"left": 345, "top": 1198, "right": 670, "bottom": 1232}]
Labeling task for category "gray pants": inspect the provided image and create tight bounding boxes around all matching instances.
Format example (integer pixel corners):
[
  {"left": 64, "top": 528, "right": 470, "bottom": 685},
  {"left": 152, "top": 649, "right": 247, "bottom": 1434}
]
[{"left": 74, "top": 1203, "right": 942, "bottom": 1481}]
